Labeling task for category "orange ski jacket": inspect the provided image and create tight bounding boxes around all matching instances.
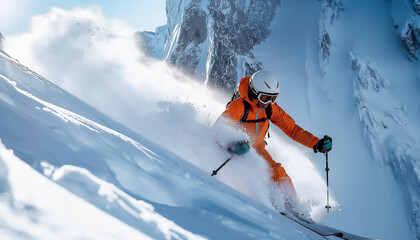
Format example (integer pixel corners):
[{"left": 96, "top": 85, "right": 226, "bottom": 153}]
[{"left": 218, "top": 76, "right": 319, "bottom": 149}]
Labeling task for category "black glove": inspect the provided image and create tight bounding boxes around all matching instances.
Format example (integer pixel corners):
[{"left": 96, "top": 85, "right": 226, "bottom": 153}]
[
  {"left": 313, "top": 135, "right": 332, "bottom": 153},
  {"left": 227, "top": 141, "right": 250, "bottom": 155}
]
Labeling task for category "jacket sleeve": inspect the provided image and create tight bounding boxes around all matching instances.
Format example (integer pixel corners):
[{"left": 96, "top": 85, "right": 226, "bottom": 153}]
[
  {"left": 270, "top": 103, "right": 319, "bottom": 149},
  {"left": 214, "top": 98, "right": 244, "bottom": 126}
]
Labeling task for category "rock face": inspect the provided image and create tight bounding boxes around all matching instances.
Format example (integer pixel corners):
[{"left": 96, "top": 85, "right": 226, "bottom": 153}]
[
  {"left": 138, "top": 0, "right": 280, "bottom": 92},
  {"left": 390, "top": 0, "right": 420, "bottom": 60},
  {"left": 136, "top": 26, "right": 167, "bottom": 59},
  {"left": 319, "top": 0, "right": 343, "bottom": 72},
  {"left": 168, "top": 1, "right": 208, "bottom": 75},
  {"left": 205, "top": 0, "right": 280, "bottom": 91}
]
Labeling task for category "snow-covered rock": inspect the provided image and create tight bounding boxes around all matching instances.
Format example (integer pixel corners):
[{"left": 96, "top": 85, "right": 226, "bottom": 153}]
[
  {"left": 351, "top": 51, "right": 420, "bottom": 238},
  {"left": 351, "top": 52, "right": 393, "bottom": 147},
  {"left": 319, "top": 0, "right": 343, "bottom": 69},
  {"left": 390, "top": 0, "right": 420, "bottom": 60}
]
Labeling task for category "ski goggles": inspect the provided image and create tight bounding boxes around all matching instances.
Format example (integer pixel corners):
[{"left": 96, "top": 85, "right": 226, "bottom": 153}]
[{"left": 257, "top": 93, "right": 278, "bottom": 104}]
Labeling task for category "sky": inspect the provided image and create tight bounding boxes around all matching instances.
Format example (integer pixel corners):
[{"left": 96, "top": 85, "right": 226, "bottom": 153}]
[{"left": 0, "top": 0, "right": 167, "bottom": 35}]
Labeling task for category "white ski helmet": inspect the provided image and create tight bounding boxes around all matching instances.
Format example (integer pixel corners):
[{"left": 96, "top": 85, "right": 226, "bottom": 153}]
[{"left": 249, "top": 71, "right": 279, "bottom": 104}]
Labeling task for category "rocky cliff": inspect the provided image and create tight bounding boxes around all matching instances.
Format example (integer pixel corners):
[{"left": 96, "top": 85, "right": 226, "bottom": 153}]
[{"left": 138, "top": 0, "right": 280, "bottom": 92}]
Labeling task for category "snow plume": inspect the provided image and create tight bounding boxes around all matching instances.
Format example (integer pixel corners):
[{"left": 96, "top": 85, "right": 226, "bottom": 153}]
[
  {"left": 3, "top": 5, "right": 225, "bottom": 160},
  {"left": 3, "top": 6, "right": 329, "bottom": 217},
  {"left": 3, "top": 6, "right": 148, "bottom": 120}
]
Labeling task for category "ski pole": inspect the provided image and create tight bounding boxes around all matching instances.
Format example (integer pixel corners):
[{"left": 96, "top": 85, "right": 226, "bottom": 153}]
[
  {"left": 325, "top": 151, "right": 332, "bottom": 213},
  {"left": 211, "top": 157, "right": 232, "bottom": 176}
]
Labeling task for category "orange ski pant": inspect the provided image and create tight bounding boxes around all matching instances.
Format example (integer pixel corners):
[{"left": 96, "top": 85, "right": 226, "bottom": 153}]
[{"left": 254, "top": 144, "right": 297, "bottom": 198}]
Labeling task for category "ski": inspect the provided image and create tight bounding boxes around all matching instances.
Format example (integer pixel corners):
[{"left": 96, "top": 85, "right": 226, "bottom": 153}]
[{"left": 280, "top": 212, "right": 379, "bottom": 240}]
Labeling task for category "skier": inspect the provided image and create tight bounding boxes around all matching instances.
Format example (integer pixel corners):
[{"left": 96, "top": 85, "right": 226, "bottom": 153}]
[{"left": 214, "top": 70, "right": 332, "bottom": 213}]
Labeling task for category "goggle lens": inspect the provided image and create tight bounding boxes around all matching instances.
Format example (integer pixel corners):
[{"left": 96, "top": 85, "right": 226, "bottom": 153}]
[{"left": 258, "top": 93, "right": 277, "bottom": 104}]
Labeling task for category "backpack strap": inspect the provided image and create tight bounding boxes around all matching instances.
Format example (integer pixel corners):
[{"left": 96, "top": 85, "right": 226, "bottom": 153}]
[
  {"left": 265, "top": 104, "right": 272, "bottom": 119},
  {"left": 239, "top": 99, "right": 272, "bottom": 123},
  {"left": 240, "top": 100, "right": 251, "bottom": 123},
  {"left": 226, "top": 90, "right": 241, "bottom": 108}
]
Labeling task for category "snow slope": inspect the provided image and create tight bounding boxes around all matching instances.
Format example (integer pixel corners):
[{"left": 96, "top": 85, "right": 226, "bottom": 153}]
[
  {"left": 0, "top": 140, "right": 152, "bottom": 240},
  {"left": 0, "top": 48, "right": 333, "bottom": 239}
]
